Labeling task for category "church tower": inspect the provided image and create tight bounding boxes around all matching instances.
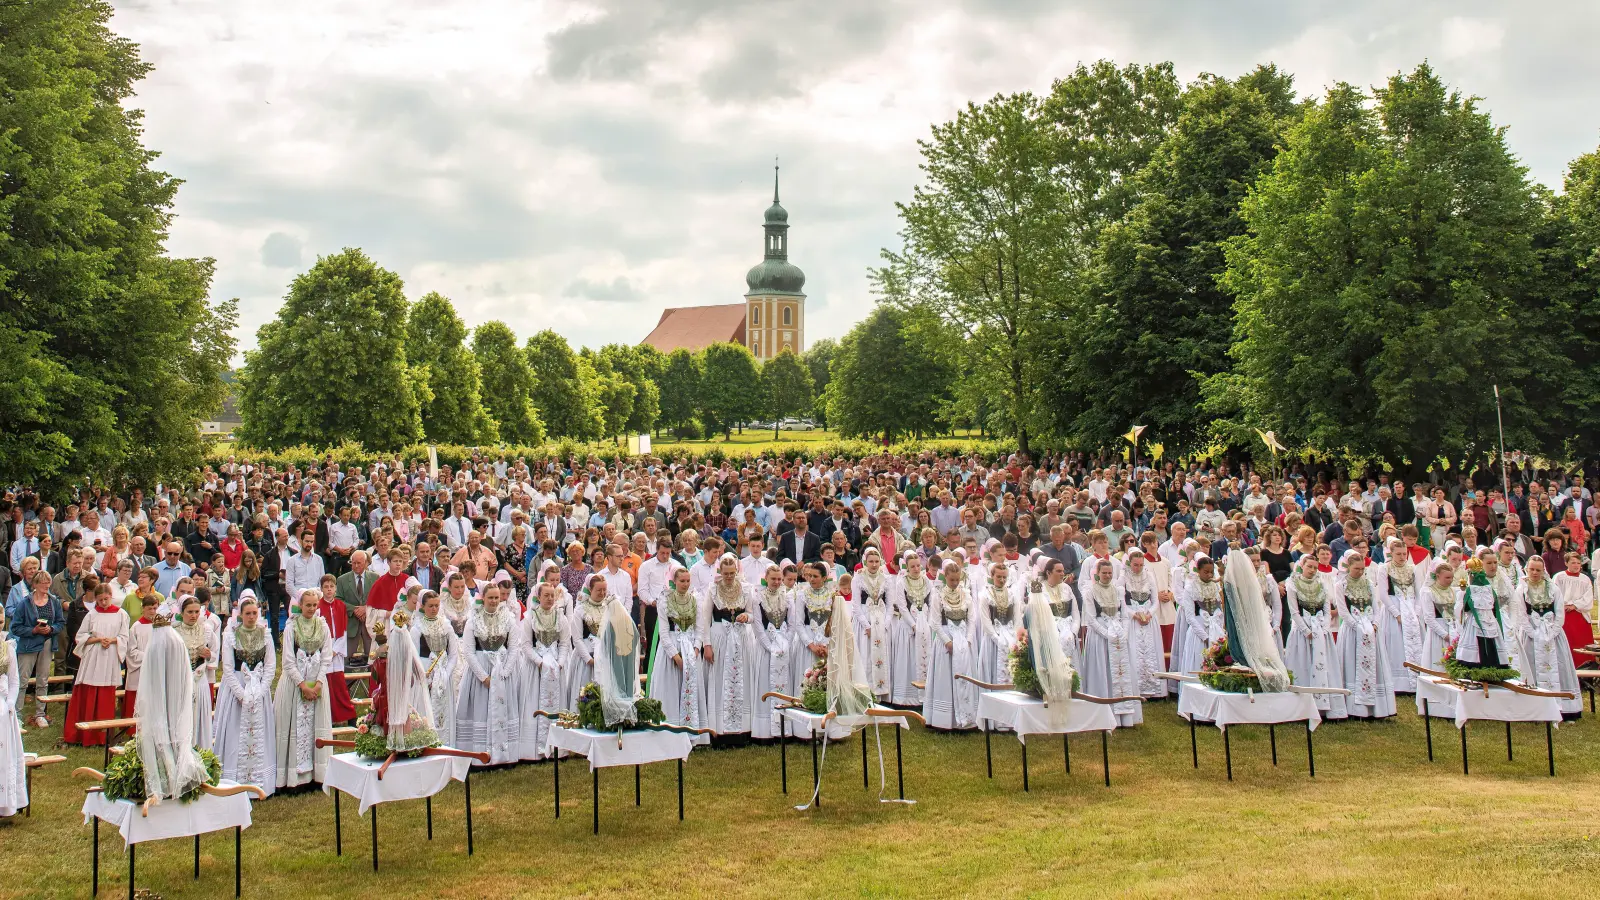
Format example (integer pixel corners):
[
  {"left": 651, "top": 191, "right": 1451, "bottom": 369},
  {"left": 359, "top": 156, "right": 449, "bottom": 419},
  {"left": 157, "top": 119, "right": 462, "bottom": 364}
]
[{"left": 743, "top": 164, "right": 806, "bottom": 361}]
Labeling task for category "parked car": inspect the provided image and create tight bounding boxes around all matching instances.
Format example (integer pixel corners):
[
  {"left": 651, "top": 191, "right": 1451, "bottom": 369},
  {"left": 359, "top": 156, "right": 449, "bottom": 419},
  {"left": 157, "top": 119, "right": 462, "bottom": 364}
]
[{"left": 778, "top": 418, "right": 816, "bottom": 431}]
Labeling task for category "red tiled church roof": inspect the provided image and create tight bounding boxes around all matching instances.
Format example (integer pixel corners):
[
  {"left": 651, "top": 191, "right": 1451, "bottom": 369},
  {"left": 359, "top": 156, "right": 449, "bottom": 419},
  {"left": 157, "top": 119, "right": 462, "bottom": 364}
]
[{"left": 639, "top": 304, "right": 747, "bottom": 354}]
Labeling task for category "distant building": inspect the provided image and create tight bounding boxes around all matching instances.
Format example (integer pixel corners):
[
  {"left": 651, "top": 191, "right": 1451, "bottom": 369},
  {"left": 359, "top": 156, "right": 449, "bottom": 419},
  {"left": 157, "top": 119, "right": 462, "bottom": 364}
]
[
  {"left": 641, "top": 166, "right": 806, "bottom": 362},
  {"left": 199, "top": 385, "right": 242, "bottom": 436}
]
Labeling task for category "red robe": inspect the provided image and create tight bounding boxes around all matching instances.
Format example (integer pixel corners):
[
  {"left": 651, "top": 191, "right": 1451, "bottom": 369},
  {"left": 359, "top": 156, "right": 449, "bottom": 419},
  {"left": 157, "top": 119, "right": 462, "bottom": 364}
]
[{"left": 318, "top": 597, "right": 357, "bottom": 723}]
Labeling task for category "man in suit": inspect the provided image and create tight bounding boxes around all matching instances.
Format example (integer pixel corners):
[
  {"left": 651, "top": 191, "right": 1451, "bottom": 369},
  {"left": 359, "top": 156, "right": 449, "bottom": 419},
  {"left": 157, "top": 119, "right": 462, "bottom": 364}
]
[
  {"left": 776, "top": 508, "right": 821, "bottom": 565},
  {"left": 335, "top": 550, "right": 379, "bottom": 665},
  {"left": 539, "top": 500, "right": 567, "bottom": 548},
  {"left": 863, "top": 509, "right": 905, "bottom": 573}
]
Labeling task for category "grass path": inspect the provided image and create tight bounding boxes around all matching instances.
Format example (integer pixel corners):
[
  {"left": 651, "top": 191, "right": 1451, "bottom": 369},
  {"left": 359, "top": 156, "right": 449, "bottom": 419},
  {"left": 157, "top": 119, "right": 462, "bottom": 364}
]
[{"left": 5, "top": 700, "right": 1597, "bottom": 899}]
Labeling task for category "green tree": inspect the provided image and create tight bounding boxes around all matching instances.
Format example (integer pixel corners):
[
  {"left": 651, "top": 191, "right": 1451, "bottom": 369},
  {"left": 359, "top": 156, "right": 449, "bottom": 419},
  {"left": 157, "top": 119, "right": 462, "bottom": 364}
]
[
  {"left": 1061, "top": 66, "right": 1300, "bottom": 453},
  {"left": 657, "top": 348, "right": 703, "bottom": 437},
  {"left": 591, "top": 360, "right": 635, "bottom": 441},
  {"left": 801, "top": 339, "right": 837, "bottom": 427},
  {"left": 595, "top": 344, "right": 660, "bottom": 435},
  {"left": 699, "top": 342, "right": 762, "bottom": 439},
  {"left": 1538, "top": 146, "right": 1600, "bottom": 455},
  {"left": 473, "top": 321, "right": 545, "bottom": 445},
  {"left": 0, "top": 0, "right": 237, "bottom": 487},
  {"left": 526, "top": 330, "right": 603, "bottom": 440},
  {"left": 1214, "top": 64, "right": 1548, "bottom": 465},
  {"left": 760, "top": 350, "right": 814, "bottom": 438},
  {"left": 825, "top": 308, "right": 954, "bottom": 442},
  {"left": 237, "top": 249, "right": 422, "bottom": 451},
  {"left": 407, "top": 292, "right": 495, "bottom": 444}
]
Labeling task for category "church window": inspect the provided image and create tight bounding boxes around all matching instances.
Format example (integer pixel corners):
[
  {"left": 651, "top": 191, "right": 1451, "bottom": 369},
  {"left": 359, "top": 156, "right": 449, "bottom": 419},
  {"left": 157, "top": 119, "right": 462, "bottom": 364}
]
[
  {"left": 751, "top": 306, "right": 760, "bottom": 326},
  {"left": 782, "top": 306, "right": 792, "bottom": 326}
]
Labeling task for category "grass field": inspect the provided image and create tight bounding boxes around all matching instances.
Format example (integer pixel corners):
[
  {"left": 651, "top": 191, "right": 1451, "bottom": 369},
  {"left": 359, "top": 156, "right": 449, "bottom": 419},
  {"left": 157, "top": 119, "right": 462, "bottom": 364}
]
[{"left": 6, "top": 692, "right": 1598, "bottom": 899}]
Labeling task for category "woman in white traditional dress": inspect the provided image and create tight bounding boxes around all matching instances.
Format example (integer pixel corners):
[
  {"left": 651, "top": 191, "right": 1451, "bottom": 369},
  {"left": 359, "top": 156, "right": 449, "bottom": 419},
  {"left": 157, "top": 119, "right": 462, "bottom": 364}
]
[
  {"left": 172, "top": 595, "right": 218, "bottom": 751},
  {"left": 566, "top": 575, "right": 608, "bottom": 710},
  {"left": 1082, "top": 559, "right": 1142, "bottom": 725},
  {"left": 1030, "top": 559, "right": 1080, "bottom": 672},
  {"left": 454, "top": 583, "right": 525, "bottom": 765},
  {"left": 1173, "top": 555, "right": 1226, "bottom": 698},
  {"left": 650, "top": 568, "right": 706, "bottom": 730},
  {"left": 1285, "top": 555, "right": 1348, "bottom": 719},
  {"left": 136, "top": 613, "right": 211, "bottom": 803},
  {"left": 441, "top": 572, "right": 474, "bottom": 637},
  {"left": 891, "top": 550, "right": 933, "bottom": 707},
  {"left": 1420, "top": 562, "right": 1459, "bottom": 667},
  {"left": 1333, "top": 552, "right": 1396, "bottom": 719},
  {"left": 520, "top": 582, "right": 568, "bottom": 758},
  {"left": 975, "top": 563, "right": 1019, "bottom": 687},
  {"left": 1243, "top": 546, "right": 1284, "bottom": 647},
  {"left": 0, "top": 606, "right": 25, "bottom": 817},
  {"left": 1120, "top": 552, "right": 1167, "bottom": 700},
  {"left": 214, "top": 594, "right": 276, "bottom": 794},
  {"left": 701, "top": 553, "right": 755, "bottom": 737},
  {"left": 794, "top": 562, "right": 834, "bottom": 690},
  {"left": 922, "top": 560, "right": 978, "bottom": 730},
  {"left": 409, "top": 591, "right": 460, "bottom": 748},
  {"left": 1512, "top": 557, "right": 1582, "bottom": 718},
  {"left": 751, "top": 560, "right": 796, "bottom": 739},
  {"left": 275, "top": 589, "right": 334, "bottom": 789},
  {"left": 1376, "top": 537, "right": 1421, "bottom": 693},
  {"left": 536, "top": 562, "right": 573, "bottom": 616},
  {"left": 851, "top": 547, "right": 894, "bottom": 701}
]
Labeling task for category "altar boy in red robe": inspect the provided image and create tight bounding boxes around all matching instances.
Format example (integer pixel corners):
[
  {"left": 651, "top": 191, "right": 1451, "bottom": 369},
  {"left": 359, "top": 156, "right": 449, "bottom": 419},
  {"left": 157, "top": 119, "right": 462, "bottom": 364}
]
[{"left": 316, "top": 573, "right": 357, "bottom": 724}]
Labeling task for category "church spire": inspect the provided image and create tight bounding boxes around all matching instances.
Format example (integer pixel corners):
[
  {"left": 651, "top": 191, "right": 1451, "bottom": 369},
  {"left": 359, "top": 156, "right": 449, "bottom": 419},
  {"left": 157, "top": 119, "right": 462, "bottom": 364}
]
[{"left": 773, "top": 157, "right": 780, "bottom": 204}]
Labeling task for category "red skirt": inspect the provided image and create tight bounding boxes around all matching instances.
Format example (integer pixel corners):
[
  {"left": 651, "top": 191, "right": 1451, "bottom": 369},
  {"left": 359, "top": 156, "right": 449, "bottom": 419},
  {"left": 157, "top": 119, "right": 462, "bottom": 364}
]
[
  {"left": 327, "top": 671, "right": 357, "bottom": 724},
  {"left": 1161, "top": 623, "right": 1175, "bottom": 655},
  {"left": 1563, "top": 608, "right": 1594, "bottom": 669},
  {"left": 62, "top": 684, "right": 121, "bottom": 745}
]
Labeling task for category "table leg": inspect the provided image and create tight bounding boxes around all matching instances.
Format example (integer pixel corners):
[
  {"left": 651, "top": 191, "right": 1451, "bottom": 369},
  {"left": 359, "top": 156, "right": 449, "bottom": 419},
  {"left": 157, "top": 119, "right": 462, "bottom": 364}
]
[
  {"left": 1101, "top": 731, "right": 1110, "bottom": 788},
  {"left": 1064, "top": 733, "right": 1071, "bottom": 775},
  {"left": 195, "top": 833, "right": 201, "bottom": 879},
  {"left": 1506, "top": 720, "right": 1513, "bottom": 762},
  {"left": 1461, "top": 722, "right": 1469, "bottom": 776},
  {"left": 128, "top": 842, "right": 135, "bottom": 900},
  {"left": 235, "top": 825, "right": 241, "bottom": 898},
  {"left": 895, "top": 725, "right": 904, "bottom": 801},
  {"left": 92, "top": 815, "right": 99, "bottom": 896},
  {"left": 592, "top": 766, "right": 600, "bottom": 836},
  {"left": 861, "top": 732, "right": 868, "bottom": 789},
  {"left": 1189, "top": 716, "right": 1198, "bottom": 768},
  {"left": 371, "top": 802, "right": 379, "bottom": 872},
  {"left": 24, "top": 766, "right": 30, "bottom": 816},
  {"left": 554, "top": 753, "right": 561, "bottom": 819},
  {"left": 426, "top": 796, "right": 433, "bottom": 840},
  {"left": 811, "top": 732, "right": 821, "bottom": 809},
  {"left": 1021, "top": 739, "right": 1029, "bottom": 793},
  {"left": 677, "top": 758, "right": 684, "bottom": 821},
  {"left": 635, "top": 764, "right": 641, "bottom": 807},
  {"left": 1547, "top": 721, "right": 1555, "bottom": 777},
  {"left": 1270, "top": 724, "right": 1277, "bottom": 766},
  {"left": 465, "top": 771, "right": 475, "bottom": 855},
  {"left": 1423, "top": 697, "right": 1433, "bottom": 761},
  {"left": 1224, "top": 726, "right": 1232, "bottom": 781},
  {"left": 780, "top": 717, "right": 787, "bottom": 794},
  {"left": 1306, "top": 720, "right": 1315, "bottom": 778},
  {"left": 984, "top": 723, "right": 992, "bottom": 778}
]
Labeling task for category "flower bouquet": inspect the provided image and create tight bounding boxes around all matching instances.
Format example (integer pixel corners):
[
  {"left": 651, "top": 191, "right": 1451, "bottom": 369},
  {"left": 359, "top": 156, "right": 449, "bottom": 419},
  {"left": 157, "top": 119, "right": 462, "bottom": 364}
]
[
  {"left": 1441, "top": 635, "right": 1521, "bottom": 684},
  {"left": 800, "top": 650, "right": 829, "bottom": 713},
  {"left": 1008, "top": 630, "right": 1078, "bottom": 699},
  {"left": 103, "top": 740, "right": 221, "bottom": 804},
  {"left": 1196, "top": 638, "right": 1289, "bottom": 693},
  {"left": 353, "top": 709, "right": 440, "bottom": 761},
  {"left": 576, "top": 681, "right": 665, "bottom": 731}
]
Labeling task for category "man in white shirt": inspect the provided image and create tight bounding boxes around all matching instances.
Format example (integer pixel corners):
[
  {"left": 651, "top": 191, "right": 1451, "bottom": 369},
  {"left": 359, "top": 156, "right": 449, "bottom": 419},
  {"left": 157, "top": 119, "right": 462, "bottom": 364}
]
[
  {"left": 637, "top": 542, "right": 680, "bottom": 613},
  {"left": 326, "top": 506, "right": 359, "bottom": 574},
  {"left": 689, "top": 538, "right": 721, "bottom": 596},
  {"left": 1086, "top": 470, "right": 1110, "bottom": 505},
  {"left": 599, "top": 542, "right": 634, "bottom": 614},
  {"left": 284, "top": 531, "right": 326, "bottom": 604},
  {"left": 1158, "top": 521, "right": 1190, "bottom": 568},
  {"left": 929, "top": 492, "right": 962, "bottom": 538},
  {"left": 442, "top": 501, "right": 472, "bottom": 550}
]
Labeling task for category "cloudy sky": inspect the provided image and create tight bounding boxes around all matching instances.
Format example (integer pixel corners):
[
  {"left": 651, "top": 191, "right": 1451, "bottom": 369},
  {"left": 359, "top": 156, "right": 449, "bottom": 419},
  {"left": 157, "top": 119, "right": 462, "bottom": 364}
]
[{"left": 110, "top": 0, "right": 1600, "bottom": 355}]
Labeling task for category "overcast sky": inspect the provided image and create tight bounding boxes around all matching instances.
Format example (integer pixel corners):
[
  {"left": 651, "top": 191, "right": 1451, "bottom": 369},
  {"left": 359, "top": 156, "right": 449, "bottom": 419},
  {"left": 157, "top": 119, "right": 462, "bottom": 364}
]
[{"left": 110, "top": 0, "right": 1600, "bottom": 356}]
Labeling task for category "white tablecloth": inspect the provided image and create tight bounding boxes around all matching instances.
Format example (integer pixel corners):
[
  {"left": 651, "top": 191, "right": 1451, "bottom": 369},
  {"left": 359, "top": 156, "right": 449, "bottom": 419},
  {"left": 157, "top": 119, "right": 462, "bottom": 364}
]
[
  {"left": 322, "top": 751, "right": 470, "bottom": 816},
  {"left": 546, "top": 726, "right": 695, "bottom": 771},
  {"left": 1414, "top": 676, "right": 1563, "bottom": 729},
  {"left": 1177, "top": 684, "right": 1321, "bottom": 731},
  {"left": 82, "top": 784, "right": 255, "bottom": 847},
  {"left": 780, "top": 706, "right": 912, "bottom": 741},
  {"left": 978, "top": 691, "right": 1118, "bottom": 743}
]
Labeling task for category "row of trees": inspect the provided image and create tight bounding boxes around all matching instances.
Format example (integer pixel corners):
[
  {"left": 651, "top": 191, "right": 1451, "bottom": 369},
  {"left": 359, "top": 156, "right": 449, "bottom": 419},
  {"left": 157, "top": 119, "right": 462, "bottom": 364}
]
[
  {"left": 875, "top": 59, "right": 1600, "bottom": 469},
  {"left": 234, "top": 248, "right": 841, "bottom": 449}
]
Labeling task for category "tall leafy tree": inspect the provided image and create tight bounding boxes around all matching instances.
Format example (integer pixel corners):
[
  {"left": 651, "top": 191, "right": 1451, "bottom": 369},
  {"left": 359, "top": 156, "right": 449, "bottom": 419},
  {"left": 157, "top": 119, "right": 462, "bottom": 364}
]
[
  {"left": 526, "top": 330, "right": 602, "bottom": 440},
  {"left": 595, "top": 344, "right": 660, "bottom": 435},
  {"left": 760, "top": 350, "right": 814, "bottom": 438},
  {"left": 473, "top": 321, "right": 545, "bottom": 445},
  {"left": 801, "top": 339, "right": 837, "bottom": 427},
  {"left": 591, "top": 361, "right": 635, "bottom": 441},
  {"left": 1062, "top": 66, "right": 1300, "bottom": 452},
  {"left": 1538, "top": 145, "right": 1600, "bottom": 455},
  {"left": 825, "top": 308, "right": 954, "bottom": 442},
  {"left": 1215, "top": 64, "right": 1548, "bottom": 465},
  {"left": 237, "top": 249, "right": 422, "bottom": 451},
  {"left": 407, "top": 292, "right": 495, "bottom": 444},
  {"left": 699, "top": 342, "right": 762, "bottom": 439},
  {"left": 657, "top": 348, "right": 703, "bottom": 437},
  {"left": 0, "top": 0, "right": 237, "bottom": 487}
]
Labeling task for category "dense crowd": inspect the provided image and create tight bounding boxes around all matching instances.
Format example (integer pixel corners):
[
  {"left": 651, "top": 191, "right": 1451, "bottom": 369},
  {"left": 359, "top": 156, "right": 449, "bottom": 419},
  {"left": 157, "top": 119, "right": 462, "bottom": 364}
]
[{"left": 2, "top": 448, "right": 1596, "bottom": 809}]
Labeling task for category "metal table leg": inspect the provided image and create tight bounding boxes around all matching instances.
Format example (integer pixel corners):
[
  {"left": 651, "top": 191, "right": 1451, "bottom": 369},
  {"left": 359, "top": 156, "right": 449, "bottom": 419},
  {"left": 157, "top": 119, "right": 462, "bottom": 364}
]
[
  {"left": 1423, "top": 698, "right": 1433, "bottom": 761},
  {"left": 1021, "top": 739, "right": 1029, "bottom": 792},
  {"left": 235, "top": 825, "right": 241, "bottom": 898},
  {"left": 1547, "top": 721, "right": 1555, "bottom": 776},
  {"left": 426, "top": 796, "right": 433, "bottom": 840},
  {"left": 635, "top": 765, "right": 641, "bottom": 807},
  {"left": 1101, "top": 731, "right": 1110, "bottom": 787},
  {"left": 195, "top": 833, "right": 201, "bottom": 879},
  {"left": 1064, "top": 733, "right": 1070, "bottom": 775},
  {"left": 861, "top": 732, "right": 868, "bottom": 789},
  {"left": 370, "top": 802, "right": 379, "bottom": 872},
  {"left": 1461, "top": 722, "right": 1469, "bottom": 775},
  {"left": 1223, "top": 726, "right": 1232, "bottom": 781},
  {"left": 1306, "top": 720, "right": 1315, "bottom": 777},
  {"left": 1270, "top": 724, "right": 1277, "bottom": 766},
  {"left": 92, "top": 815, "right": 99, "bottom": 896},
  {"left": 984, "top": 722, "right": 992, "bottom": 778},
  {"left": 1506, "top": 721, "right": 1513, "bottom": 761},
  {"left": 1189, "top": 716, "right": 1198, "bottom": 768},
  {"left": 465, "top": 771, "right": 475, "bottom": 855},
  {"left": 592, "top": 766, "right": 600, "bottom": 835},
  {"left": 780, "top": 718, "right": 787, "bottom": 794},
  {"left": 895, "top": 725, "right": 904, "bottom": 800},
  {"left": 127, "top": 842, "right": 135, "bottom": 900},
  {"left": 334, "top": 790, "right": 342, "bottom": 856},
  {"left": 811, "top": 732, "right": 821, "bottom": 809},
  {"left": 678, "top": 758, "right": 684, "bottom": 821},
  {"left": 554, "top": 753, "right": 560, "bottom": 819}
]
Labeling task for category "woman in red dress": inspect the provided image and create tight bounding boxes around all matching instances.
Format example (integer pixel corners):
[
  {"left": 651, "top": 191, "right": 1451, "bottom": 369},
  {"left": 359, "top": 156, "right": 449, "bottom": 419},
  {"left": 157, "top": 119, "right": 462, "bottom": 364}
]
[{"left": 63, "top": 584, "right": 128, "bottom": 745}]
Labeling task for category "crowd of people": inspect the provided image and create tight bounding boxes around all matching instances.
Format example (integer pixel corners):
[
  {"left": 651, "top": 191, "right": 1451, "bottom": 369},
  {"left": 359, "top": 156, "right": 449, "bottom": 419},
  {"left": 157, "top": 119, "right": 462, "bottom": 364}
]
[{"left": 2, "top": 448, "right": 1597, "bottom": 810}]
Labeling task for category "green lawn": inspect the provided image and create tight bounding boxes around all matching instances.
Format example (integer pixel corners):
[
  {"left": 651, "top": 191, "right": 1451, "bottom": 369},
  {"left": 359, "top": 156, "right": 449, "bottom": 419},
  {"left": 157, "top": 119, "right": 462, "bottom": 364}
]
[{"left": 5, "top": 697, "right": 1598, "bottom": 899}]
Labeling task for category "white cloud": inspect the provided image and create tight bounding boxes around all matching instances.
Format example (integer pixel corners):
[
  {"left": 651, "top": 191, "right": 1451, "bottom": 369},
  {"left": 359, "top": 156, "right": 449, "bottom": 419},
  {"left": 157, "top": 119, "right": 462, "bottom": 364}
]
[{"left": 1440, "top": 16, "right": 1506, "bottom": 59}]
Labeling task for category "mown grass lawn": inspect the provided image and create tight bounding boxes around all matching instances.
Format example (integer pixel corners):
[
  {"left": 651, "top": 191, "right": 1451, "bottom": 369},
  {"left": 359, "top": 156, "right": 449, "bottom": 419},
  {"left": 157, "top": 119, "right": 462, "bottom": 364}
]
[{"left": 6, "top": 695, "right": 1599, "bottom": 899}]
